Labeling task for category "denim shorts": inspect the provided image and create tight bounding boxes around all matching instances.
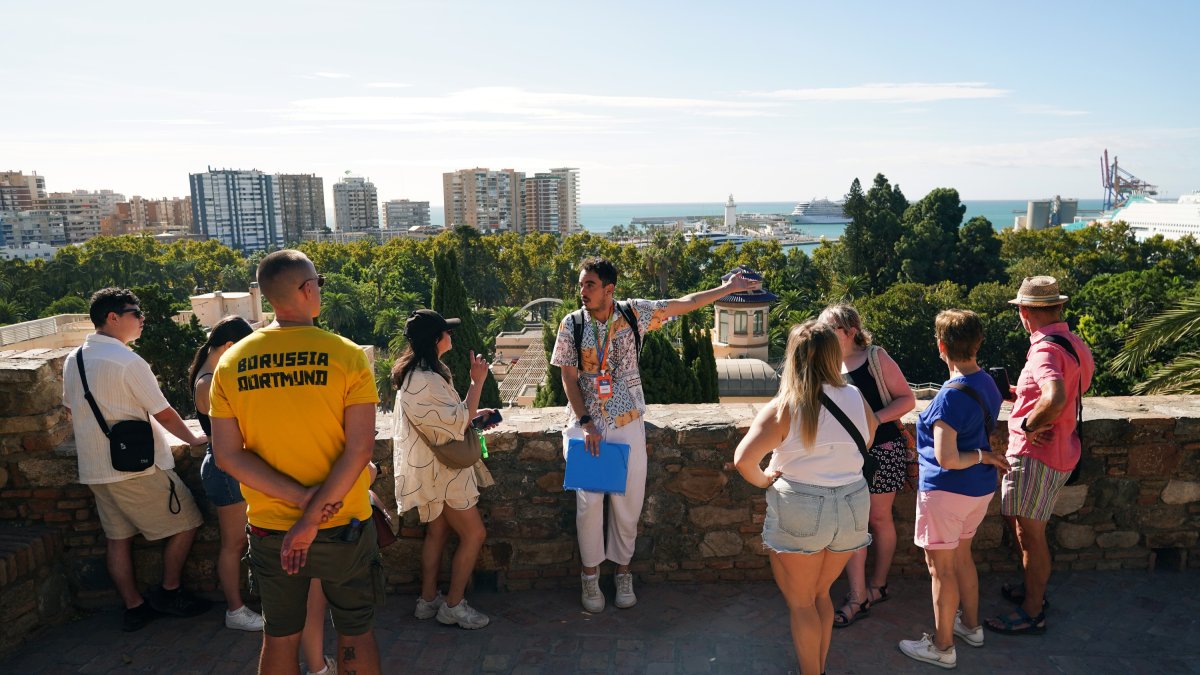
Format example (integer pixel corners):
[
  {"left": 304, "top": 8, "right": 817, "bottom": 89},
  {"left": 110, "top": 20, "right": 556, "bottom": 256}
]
[
  {"left": 200, "top": 449, "right": 244, "bottom": 507},
  {"left": 763, "top": 477, "right": 872, "bottom": 554}
]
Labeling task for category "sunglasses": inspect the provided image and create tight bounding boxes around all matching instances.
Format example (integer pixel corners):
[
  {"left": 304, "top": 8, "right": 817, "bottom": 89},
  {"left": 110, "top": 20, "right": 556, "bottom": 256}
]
[
  {"left": 115, "top": 307, "right": 144, "bottom": 319},
  {"left": 299, "top": 274, "right": 326, "bottom": 291}
]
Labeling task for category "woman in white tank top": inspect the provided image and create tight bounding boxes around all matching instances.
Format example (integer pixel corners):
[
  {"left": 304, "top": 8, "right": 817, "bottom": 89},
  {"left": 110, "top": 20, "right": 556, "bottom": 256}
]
[{"left": 734, "top": 320, "right": 878, "bottom": 675}]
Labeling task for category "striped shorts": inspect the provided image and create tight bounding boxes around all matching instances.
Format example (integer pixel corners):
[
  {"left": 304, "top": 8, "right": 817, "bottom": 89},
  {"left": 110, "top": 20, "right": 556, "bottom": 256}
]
[{"left": 1000, "top": 454, "right": 1071, "bottom": 521}]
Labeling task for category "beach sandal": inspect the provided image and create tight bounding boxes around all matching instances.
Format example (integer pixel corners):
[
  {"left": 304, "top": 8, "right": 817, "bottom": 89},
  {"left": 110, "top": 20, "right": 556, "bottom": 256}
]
[
  {"left": 867, "top": 584, "right": 890, "bottom": 605},
  {"left": 984, "top": 606, "right": 1046, "bottom": 635},
  {"left": 833, "top": 596, "right": 870, "bottom": 628},
  {"left": 1000, "top": 582, "right": 1050, "bottom": 610}
]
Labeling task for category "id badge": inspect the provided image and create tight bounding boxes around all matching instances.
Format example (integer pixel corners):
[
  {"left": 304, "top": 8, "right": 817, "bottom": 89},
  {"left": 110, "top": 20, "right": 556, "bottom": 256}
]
[{"left": 595, "top": 374, "right": 613, "bottom": 400}]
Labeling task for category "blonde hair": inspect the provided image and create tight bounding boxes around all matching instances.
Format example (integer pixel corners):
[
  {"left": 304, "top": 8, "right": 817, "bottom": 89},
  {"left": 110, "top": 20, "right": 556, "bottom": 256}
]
[
  {"left": 775, "top": 320, "right": 847, "bottom": 447},
  {"left": 817, "top": 304, "right": 872, "bottom": 348}
]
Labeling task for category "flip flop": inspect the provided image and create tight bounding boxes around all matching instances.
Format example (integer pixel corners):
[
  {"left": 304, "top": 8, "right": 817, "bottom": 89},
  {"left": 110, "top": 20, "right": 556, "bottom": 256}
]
[
  {"left": 1000, "top": 582, "right": 1050, "bottom": 610},
  {"left": 984, "top": 606, "right": 1046, "bottom": 636}
]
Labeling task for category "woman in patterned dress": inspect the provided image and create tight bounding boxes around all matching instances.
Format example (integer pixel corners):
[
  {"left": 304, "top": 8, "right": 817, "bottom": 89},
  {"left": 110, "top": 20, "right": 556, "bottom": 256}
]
[{"left": 391, "top": 310, "right": 498, "bottom": 630}]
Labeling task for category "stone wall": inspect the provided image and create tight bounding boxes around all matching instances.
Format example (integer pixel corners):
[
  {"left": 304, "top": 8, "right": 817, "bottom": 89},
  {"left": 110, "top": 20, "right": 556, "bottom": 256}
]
[{"left": 1, "top": 347, "right": 1198, "bottom": 625}]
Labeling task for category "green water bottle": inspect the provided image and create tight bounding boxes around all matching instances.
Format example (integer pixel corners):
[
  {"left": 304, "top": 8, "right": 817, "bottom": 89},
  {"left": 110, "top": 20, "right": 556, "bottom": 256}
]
[{"left": 479, "top": 432, "right": 489, "bottom": 459}]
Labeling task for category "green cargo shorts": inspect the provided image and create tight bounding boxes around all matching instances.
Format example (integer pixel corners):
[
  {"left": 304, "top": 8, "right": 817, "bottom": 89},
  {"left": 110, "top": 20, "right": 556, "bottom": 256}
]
[{"left": 244, "top": 522, "right": 385, "bottom": 637}]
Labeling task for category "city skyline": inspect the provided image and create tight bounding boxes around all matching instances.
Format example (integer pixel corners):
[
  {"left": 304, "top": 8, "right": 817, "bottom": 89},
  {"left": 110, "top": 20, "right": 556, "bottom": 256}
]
[{"left": 3, "top": 1, "right": 1198, "bottom": 207}]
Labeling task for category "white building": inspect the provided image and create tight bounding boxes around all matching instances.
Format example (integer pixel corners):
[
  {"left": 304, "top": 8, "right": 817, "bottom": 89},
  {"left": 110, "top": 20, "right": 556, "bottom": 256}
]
[
  {"left": 0, "top": 210, "right": 67, "bottom": 248},
  {"left": 442, "top": 168, "right": 523, "bottom": 232},
  {"left": 0, "top": 241, "right": 60, "bottom": 261},
  {"left": 383, "top": 199, "right": 430, "bottom": 230},
  {"left": 1097, "top": 194, "right": 1200, "bottom": 241},
  {"left": 37, "top": 191, "right": 122, "bottom": 243},
  {"left": 548, "top": 167, "right": 580, "bottom": 233},
  {"left": 522, "top": 173, "right": 564, "bottom": 235},
  {"left": 189, "top": 168, "right": 284, "bottom": 253},
  {"left": 333, "top": 176, "right": 379, "bottom": 232}
]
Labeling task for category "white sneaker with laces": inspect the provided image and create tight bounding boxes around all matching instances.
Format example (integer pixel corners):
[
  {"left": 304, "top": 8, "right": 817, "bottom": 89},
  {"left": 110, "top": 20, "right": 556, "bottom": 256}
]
[
  {"left": 614, "top": 572, "right": 637, "bottom": 609},
  {"left": 581, "top": 573, "right": 605, "bottom": 613},
  {"left": 436, "top": 599, "right": 490, "bottom": 629},
  {"left": 224, "top": 605, "right": 265, "bottom": 632},
  {"left": 898, "top": 633, "right": 957, "bottom": 669},
  {"left": 953, "top": 610, "right": 984, "bottom": 647},
  {"left": 414, "top": 592, "right": 445, "bottom": 620}
]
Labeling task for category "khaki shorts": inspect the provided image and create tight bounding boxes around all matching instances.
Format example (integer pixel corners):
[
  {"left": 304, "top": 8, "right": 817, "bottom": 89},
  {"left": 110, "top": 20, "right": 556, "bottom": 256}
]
[
  {"left": 88, "top": 468, "right": 203, "bottom": 541},
  {"left": 245, "top": 522, "right": 384, "bottom": 637}
]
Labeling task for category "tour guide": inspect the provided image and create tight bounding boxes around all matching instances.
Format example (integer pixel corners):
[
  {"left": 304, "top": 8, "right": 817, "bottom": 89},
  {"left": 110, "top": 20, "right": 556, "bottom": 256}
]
[{"left": 552, "top": 257, "right": 759, "bottom": 612}]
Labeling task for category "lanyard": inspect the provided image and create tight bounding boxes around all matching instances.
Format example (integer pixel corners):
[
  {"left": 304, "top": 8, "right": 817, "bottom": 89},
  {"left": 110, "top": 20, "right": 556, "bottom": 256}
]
[{"left": 592, "top": 306, "right": 615, "bottom": 375}]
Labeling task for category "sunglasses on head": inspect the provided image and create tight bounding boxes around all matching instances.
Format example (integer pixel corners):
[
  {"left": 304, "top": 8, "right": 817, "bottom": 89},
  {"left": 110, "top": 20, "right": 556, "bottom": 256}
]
[
  {"left": 115, "top": 307, "right": 144, "bottom": 319},
  {"left": 298, "top": 274, "right": 326, "bottom": 291}
]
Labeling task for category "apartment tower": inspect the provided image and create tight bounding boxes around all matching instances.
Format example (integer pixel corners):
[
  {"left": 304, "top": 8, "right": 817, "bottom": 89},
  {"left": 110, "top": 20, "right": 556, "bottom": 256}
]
[
  {"left": 333, "top": 176, "right": 379, "bottom": 232},
  {"left": 442, "top": 168, "right": 523, "bottom": 232},
  {"left": 188, "top": 168, "right": 283, "bottom": 253},
  {"left": 275, "top": 174, "right": 326, "bottom": 242}
]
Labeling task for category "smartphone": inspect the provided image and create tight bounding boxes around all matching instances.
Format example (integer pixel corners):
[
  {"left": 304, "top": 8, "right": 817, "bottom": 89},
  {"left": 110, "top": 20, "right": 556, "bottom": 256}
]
[
  {"left": 471, "top": 410, "right": 503, "bottom": 430},
  {"left": 987, "top": 367, "right": 1016, "bottom": 401}
]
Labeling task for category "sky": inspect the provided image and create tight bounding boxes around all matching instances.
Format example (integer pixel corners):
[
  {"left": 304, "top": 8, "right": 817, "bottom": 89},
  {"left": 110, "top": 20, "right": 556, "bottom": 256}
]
[{"left": 3, "top": 0, "right": 1198, "bottom": 208}]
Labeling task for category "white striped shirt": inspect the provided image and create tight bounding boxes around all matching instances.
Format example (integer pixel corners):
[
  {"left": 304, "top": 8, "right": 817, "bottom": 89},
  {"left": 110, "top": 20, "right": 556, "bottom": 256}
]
[{"left": 62, "top": 333, "right": 175, "bottom": 484}]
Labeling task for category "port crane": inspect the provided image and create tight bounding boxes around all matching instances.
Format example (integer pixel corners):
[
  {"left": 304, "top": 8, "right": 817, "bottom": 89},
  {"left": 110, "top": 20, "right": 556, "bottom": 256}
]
[{"left": 1101, "top": 149, "right": 1157, "bottom": 210}]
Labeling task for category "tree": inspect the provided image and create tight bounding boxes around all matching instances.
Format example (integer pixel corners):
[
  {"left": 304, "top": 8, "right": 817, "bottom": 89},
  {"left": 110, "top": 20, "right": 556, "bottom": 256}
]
[
  {"left": 895, "top": 187, "right": 966, "bottom": 284},
  {"left": 431, "top": 250, "right": 501, "bottom": 406},
  {"left": 129, "top": 285, "right": 206, "bottom": 414},
  {"left": 1111, "top": 290, "right": 1200, "bottom": 394},
  {"left": 534, "top": 301, "right": 575, "bottom": 407},
  {"left": 39, "top": 295, "right": 90, "bottom": 318},
  {"left": 955, "top": 216, "right": 1005, "bottom": 288},
  {"left": 638, "top": 331, "right": 698, "bottom": 404},
  {"left": 693, "top": 328, "right": 720, "bottom": 402}
]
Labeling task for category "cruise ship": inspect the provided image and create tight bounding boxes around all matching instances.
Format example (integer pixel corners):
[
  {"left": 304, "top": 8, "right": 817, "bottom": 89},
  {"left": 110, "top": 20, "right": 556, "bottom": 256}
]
[
  {"left": 787, "top": 198, "right": 852, "bottom": 225},
  {"left": 1092, "top": 193, "right": 1200, "bottom": 241}
]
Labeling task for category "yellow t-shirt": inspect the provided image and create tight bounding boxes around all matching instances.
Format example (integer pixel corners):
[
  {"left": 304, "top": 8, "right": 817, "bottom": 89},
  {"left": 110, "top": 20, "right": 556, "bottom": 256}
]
[{"left": 209, "top": 326, "right": 379, "bottom": 530}]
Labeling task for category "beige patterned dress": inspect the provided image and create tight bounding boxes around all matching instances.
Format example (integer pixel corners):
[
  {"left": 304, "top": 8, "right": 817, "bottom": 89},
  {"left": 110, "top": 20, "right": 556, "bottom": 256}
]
[{"left": 392, "top": 368, "right": 486, "bottom": 523}]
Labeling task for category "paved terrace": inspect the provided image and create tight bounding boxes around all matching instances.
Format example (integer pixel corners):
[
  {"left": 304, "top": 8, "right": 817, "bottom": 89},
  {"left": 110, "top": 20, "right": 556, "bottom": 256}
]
[{"left": 4, "top": 568, "right": 1198, "bottom": 673}]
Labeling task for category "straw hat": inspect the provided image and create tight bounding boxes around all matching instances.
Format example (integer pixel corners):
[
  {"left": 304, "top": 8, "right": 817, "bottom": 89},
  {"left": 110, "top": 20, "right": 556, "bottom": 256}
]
[{"left": 1008, "top": 276, "right": 1069, "bottom": 307}]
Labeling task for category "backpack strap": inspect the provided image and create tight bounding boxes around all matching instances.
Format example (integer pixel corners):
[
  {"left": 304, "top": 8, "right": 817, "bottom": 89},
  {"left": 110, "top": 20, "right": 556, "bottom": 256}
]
[
  {"left": 818, "top": 392, "right": 867, "bottom": 459},
  {"left": 1035, "top": 334, "right": 1085, "bottom": 480},
  {"left": 570, "top": 309, "right": 586, "bottom": 372},
  {"left": 944, "top": 381, "right": 995, "bottom": 440},
  {"left": 615, "top": 300, "right": 642, "bottom": 358}
]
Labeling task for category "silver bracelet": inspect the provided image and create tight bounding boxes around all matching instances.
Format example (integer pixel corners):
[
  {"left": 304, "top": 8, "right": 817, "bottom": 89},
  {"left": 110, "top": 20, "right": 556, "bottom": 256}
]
[{"left": 976, "top": 449, "right": 983, "bottom": 465}]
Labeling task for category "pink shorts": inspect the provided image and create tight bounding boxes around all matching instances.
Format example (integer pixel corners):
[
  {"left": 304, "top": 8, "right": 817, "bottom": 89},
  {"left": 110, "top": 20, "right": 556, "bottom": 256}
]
[{"left": 914, "top": 490, "right": 993, "bottom": 550}]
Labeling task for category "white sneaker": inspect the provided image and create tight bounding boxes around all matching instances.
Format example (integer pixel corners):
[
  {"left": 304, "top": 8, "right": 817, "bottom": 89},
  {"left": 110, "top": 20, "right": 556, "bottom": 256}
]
[
  {"left": 304, "top": 655, "right": 336, "bottom": 675},
  {"left": 953, "top": 610, "right": 984, "bottom": 647},
  {"left": 614, "top": 572, "right": 637, "bottom": 609},
  {"left": 436, "top": 599, "right": 490, "bottom": 629},
  {"left": 581, "top": 573, "right": 605, "bottom": 613},
  {"left": 224, "top": 605, "right": 264, "bottom": 632},
  {"left": 414, "top": 592, "right": 445, "bottom": 620},
  {"left": 898, "top": 633, "right": 957, "bottom": 669}
]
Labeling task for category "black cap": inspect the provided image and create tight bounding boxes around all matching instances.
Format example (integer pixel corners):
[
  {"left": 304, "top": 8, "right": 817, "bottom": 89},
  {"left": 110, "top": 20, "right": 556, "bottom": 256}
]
[{"left": 404, "top": 309, "right": 461, "bottom": 343}]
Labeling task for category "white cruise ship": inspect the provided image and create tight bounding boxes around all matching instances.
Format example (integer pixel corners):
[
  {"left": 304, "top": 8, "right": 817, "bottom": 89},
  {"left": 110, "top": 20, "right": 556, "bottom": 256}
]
[
  {"left": 787, "top": 198, "right": 852, "bottom": 225},
  {"left": 1093, "top": 194, "right": 1200, "bottom": 241}
]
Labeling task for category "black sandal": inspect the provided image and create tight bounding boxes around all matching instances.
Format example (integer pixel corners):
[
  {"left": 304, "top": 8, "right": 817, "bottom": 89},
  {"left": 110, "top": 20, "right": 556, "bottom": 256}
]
[
  {"left": 984, "top": 606, "right": 1046, "bottom": 635},
  {"left": 868, "top": 584, "right": 890, "bottom": 605},
  {"left": 1000, "top": 582, "right": 1050, "bottom": 610},
  {"left": 833, "top": 595, "right": 870, "bottom": 628}
]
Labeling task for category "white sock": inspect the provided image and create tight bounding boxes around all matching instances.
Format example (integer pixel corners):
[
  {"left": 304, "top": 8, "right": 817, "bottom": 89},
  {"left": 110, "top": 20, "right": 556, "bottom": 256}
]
[{"left": 582, "top": 573, "right": 598, "bottom": 580}]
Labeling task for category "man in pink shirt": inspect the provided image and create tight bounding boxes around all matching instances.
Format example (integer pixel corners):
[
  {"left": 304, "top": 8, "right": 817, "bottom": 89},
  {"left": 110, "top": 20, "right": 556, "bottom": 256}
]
[{"left": 987, "top": 276, "right": 1093, "bottom": 636}]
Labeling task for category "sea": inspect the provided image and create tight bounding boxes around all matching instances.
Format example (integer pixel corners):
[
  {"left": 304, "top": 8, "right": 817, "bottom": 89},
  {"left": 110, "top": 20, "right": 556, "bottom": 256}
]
[{"left": 429, "top": 199, "right": 1106, "bottom": 254}]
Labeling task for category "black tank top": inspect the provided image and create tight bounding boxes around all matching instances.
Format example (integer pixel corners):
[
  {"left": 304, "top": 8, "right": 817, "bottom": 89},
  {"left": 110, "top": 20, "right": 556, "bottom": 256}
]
[
  {"left": 194, "top": 373, "right": 213, "bottom": 446},
  {"left": 846, "top": 361, "right": 901, "bottom": 445}
]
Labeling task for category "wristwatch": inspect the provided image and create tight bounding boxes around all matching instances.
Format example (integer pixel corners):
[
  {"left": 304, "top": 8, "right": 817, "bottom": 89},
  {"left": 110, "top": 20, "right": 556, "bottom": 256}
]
[
  {"left": 1019, "top": 417, "right": 1031, "bottom": 432},
  {"left": 578, "top": 414, "right": 593, "bottom": 426}
]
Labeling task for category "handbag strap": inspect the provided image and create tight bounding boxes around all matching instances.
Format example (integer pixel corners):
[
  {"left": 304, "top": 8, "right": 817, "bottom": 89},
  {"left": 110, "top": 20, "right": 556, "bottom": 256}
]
[
  {"left": 865, "top": 345, "right": 892, "bottom": 407},
  {"left": 818, "top": 391, "right": 867, "bottom": 458},
  {"left": 400, "top": 407, "right": 471, "bottom": 449},
  {"left": 944, "top": 381, "right": 995, "bottom": 439},
  {"left": 75, "top": 348, "right": 113, "bottom": 438}
]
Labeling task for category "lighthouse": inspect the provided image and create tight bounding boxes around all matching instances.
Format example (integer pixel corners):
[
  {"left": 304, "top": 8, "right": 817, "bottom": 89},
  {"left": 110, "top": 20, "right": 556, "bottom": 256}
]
[{"left": 724, "top": 194, "right": 736, "bottom": 230}]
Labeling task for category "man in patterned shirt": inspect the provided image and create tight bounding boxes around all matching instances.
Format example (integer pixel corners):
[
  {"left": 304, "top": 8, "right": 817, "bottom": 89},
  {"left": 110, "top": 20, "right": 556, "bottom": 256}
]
[{"left": 552, "top": 257, "right": 759, "bottom": 612}]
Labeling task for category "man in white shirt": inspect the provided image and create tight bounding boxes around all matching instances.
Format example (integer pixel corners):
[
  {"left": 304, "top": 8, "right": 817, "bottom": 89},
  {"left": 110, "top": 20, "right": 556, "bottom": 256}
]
[{"left": 62, "top": 287, "right": 211, "bottom": 632}]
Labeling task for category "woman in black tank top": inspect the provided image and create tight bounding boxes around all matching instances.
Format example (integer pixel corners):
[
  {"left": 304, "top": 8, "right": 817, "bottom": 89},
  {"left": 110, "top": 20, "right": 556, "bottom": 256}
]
[{"left": 819, "top": 305, "right": 916, "bottom": 628}]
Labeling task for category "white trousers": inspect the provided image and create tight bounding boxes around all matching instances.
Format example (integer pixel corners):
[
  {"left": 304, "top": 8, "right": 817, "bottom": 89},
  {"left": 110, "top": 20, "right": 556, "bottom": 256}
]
[{"left": 563, "top": 418, "right": 648, "bottom": 568}]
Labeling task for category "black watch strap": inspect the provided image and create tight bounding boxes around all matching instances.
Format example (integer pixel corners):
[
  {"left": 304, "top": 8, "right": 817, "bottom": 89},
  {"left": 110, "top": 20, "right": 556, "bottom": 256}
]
[{"left": 579, "top": 414, "right": 593, "bottom": 426}]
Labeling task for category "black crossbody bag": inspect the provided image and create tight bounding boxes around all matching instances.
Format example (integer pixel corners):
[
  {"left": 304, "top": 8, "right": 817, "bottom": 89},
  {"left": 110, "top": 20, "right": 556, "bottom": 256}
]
[
  {"left": 75, "top": 349, "right": 156, "bottom": 472},
  {"left": 818, "top": 392, "right": 869, "bottom": 459}
]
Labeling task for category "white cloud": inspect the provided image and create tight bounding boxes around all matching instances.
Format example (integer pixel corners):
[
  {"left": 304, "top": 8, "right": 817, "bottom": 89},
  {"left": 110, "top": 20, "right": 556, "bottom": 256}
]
[
  {"left": 365, "top": 82, "right": 412, "bottom": 89},
  {"left": 1015, "top": 104, "right": 1090, "bottom": 117},
  {"left": 307, "top": 71, "right": 352, "bottom": 79},
  {"left": 752, "top": 82, "right": 1011, "bottom": 103}
]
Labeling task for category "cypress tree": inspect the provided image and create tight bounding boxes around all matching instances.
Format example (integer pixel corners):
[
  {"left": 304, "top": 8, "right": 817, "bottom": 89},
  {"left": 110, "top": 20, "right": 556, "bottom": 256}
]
[
  {"left": 431, "top": 250, "right": 501, "bottom": 406},
  {"left": 680, "top": 313, "right": 699, "bottom": 365},
  {"left": 640, "top": 331, "right": 697, "bottom": 403},
  {"left": 534, "top": 301, "right": 575, "bottom": 407},
  {"left": 694, "top": 327, "right": 720, "bottom": 402}
]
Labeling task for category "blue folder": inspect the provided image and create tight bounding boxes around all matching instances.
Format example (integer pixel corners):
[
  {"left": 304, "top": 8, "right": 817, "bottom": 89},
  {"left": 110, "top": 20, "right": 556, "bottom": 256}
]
[{"left": 564, "top": 438, "right": 630, "bottom": 495}]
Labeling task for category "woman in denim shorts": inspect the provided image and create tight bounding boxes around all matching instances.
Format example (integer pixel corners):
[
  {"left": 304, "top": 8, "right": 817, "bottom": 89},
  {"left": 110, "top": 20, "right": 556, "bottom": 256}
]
[{"left": 735, "top": 320, "right": 878, "bottom": 675}]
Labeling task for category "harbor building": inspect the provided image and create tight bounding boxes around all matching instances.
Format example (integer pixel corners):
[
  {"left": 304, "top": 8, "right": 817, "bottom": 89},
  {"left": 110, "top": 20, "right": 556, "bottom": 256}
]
[
  {"left": 333, "top": 175, "right": 379, "bottom": 232},
  {"left": 275, "top": 174, "right": 326, "bottom": 243},
  {"left": 188, "top": 168, "right": 284, "bottom": 253}
]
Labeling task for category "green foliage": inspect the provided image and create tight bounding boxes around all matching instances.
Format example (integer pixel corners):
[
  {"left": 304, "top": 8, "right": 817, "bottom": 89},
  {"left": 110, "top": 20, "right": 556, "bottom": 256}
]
[
  {"left": 955, "top": 216, "right": 1005, "bottom": 287},
  {"left": 432, "top": 250, "right": 501, "bottom": 407},
  {"left": 129, "top": 286, "right": 206, "bottom": 414},
  {"left": 39, "top": 295, "right": 90, "bottom": 318},
  {"left": 1112, "top": 291, "right": 1200, "bottom": 394},
  {"left": 693, "top": 328, "right": 720, "bottom": 403},
  {"left": 840, "top": 173, "right": 908, "bottom": 292},
  {"left": 857, "top": 282, "right": 964, "bottom": 385},
  {"left": 895, "top": 187, "right": 966, "bottom": 284},
  {"left": 639, "top": 331, "right": 698, "bottom": 404},
  {"left": 534, "top": 300, "right": 576, "bottom": 408}
]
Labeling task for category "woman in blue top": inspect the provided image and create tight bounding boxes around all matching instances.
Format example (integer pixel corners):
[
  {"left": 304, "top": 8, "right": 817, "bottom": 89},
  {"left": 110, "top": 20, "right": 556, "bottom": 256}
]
[{"left": 898, "top": 310, "right": 1010, "bottom": 670}]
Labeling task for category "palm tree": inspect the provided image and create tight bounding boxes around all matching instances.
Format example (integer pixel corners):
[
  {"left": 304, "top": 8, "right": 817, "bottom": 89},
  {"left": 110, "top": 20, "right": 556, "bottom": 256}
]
[
  {"left": 374, "top": 350, "right": 398, "bottom": 411},
  {"left": 1113, "top": 293, "right": 1200, "bottom": 394},
  {"left": 321, "top": 291, "right": 358, "bottom": 336},
  {"left": 487, "top": 305, "right": 527, "bottom": 337}
]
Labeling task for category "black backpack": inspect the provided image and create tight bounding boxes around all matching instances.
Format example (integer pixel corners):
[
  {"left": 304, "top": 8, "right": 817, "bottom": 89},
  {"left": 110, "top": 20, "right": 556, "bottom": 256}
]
[{"left": 570, "top": 301, "right": 642, "bottom": 372}]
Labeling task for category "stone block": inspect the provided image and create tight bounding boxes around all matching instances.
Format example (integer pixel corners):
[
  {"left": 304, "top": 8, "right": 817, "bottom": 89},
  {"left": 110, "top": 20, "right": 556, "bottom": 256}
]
[
  {"left": 1052, "top": 485, "right": 1088, "bottom": 516},
  {"left": 1137, "top": 505, "right": 1187, "bottom": 530},
  {"left": 1161, "top": 480, "right": 1200, "bottom": 505},
  {"left": 664, "top": 467, "right": 727, "bottom": 503},
  {"left": 641, "top": 494, "right": 685, "bottom": 527},
  {"left": 688, "top": 505, "right": 748, "bottom": 529},
  {"left": 1145, "top": 531, "right": 1199, "bottom": 548},
  {"left": 15, "top": 458, "right": 79, "bottom": 487},
  {"left": 1054, "top": 522, "right": 1095, "bottom": 549},
  {"left": 519, "top": 439, "right": 559, "bottom": 462},
  {"left": 1091, "top": 478, "right": 1140, "bottom": 509},
  {"left": 535, "top": 471, "right": 564, "bottom": 493},
  {"left": 698, "top": 531, "right": 743, "bottom": 558},
  {"left": 513, "top": 540, "right": 575, "bottom": 566},
  {"left": 1095, "top": 531, "right": 1140, "bottom": 548},
  {"left": 1127, "top": 444, "right": 1181, "bottom": 476}
]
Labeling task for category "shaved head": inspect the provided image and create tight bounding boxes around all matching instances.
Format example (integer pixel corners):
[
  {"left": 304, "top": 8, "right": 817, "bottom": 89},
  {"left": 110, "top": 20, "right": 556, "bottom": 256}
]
[{"left": 257, "top": 249, "right": 314, "bottom": 306}]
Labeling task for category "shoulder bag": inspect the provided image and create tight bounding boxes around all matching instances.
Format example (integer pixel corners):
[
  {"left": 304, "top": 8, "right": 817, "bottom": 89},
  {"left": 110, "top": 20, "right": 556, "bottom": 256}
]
[
  {"left": 402, "top": 409, "right": 482, "bottom": 470},
  {"left": 74, "top": 348, "right": 156, "bottom": 472}
]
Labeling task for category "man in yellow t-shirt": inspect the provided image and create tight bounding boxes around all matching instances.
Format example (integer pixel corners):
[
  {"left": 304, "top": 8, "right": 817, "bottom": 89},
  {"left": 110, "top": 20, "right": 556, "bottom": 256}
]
[{"left": 210, "top": 249, "right": 381, "bottom": 675}]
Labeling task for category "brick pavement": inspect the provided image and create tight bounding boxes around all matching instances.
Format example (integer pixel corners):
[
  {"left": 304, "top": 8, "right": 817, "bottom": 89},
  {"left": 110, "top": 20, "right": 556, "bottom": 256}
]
[{"left": 3, "top": 570, "right": 1198, "bottom": 674}]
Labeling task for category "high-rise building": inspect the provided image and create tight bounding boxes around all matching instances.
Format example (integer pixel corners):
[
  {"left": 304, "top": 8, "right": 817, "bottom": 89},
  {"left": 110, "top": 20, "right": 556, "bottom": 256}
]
[
  {"left": 0, "top": 171, "right": 47, "bottom": 213},
  {"left": 0, "top": 211, "right": 67, "bottom": 248},
  {"left": 332, "top": 176, "right": 379, "bottom": 232},
  {"left": 189, "top": 168, "right": 283, "bottom": 253},
  {"left": 548, "top": 167, "right": 580, "bottom": 233},
  {"left": 275, "top": 174, "right": 326, "bottom": 242},
  {"left": 36, "top": 190, "right": 123, "bottom": 243},
  {"left": 118, "top": 195, "right": 194, "bottom": 233},
  {"left": 522, "top": 173, "right": 563, "bottom": 235},
  {"left": 383, "top": 199, "right": 431, "bottom": 230},
  {"left": 442, "top": 168, "right": 523, "bottom": 232}
]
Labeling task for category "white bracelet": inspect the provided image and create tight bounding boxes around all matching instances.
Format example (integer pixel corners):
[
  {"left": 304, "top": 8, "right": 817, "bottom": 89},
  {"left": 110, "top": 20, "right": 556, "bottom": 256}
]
[{"left": 976, "top": 449, "right": 983, "bottom": 465}]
